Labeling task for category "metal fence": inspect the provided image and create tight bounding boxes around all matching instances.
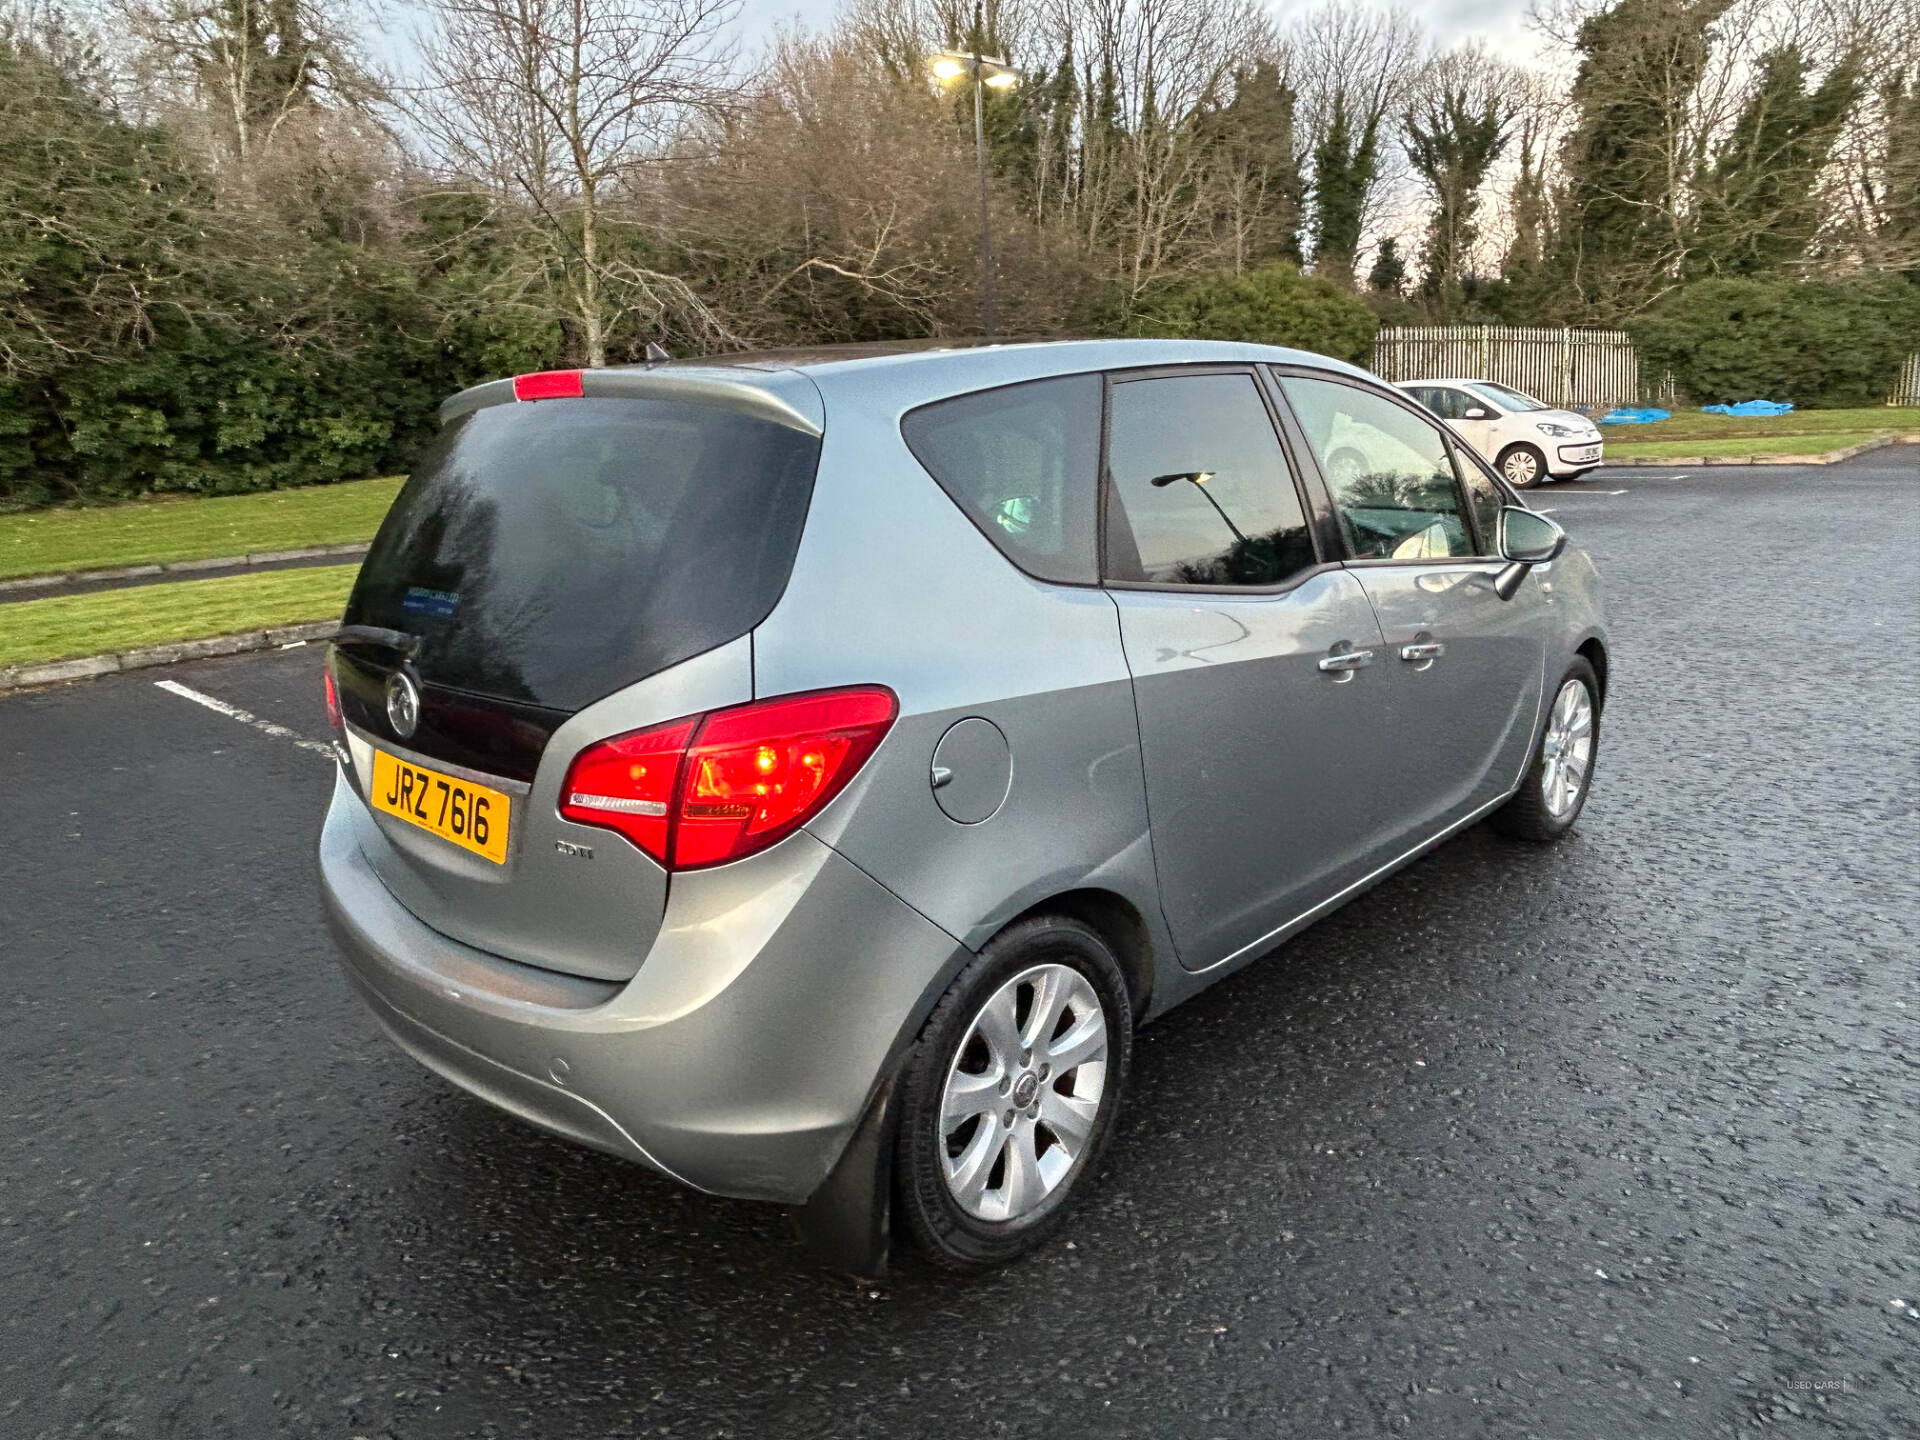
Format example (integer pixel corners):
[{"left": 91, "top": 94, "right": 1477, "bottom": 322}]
[
  {"left": 1894, "top": 353, "right": 1920, "bottom": 407},
  {"left": 1371, "top": 325, "right": 1644, "bottom": 410}
]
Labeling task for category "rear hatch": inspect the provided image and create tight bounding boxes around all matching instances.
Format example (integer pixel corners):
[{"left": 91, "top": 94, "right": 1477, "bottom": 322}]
[{"left": 330, "top": 375, "right": 822, "bottom": 980}]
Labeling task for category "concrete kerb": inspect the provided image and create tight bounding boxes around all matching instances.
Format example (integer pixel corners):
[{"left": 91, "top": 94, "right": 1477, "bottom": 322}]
[
  {"left": 0, "top": 621, "right": 337, "bottom": 696},
  {"left": 0, "top": 541, "right": 370, "bottom": 595}
]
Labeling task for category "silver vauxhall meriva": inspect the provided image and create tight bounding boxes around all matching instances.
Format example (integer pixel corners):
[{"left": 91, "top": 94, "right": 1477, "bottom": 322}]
[{"left": 319, "top": 340, "right": 1607, "bottom": 1271}]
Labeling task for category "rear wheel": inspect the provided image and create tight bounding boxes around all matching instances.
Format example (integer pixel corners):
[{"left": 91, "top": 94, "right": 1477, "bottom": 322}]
[
  {"left": 1498, "top": 442, "right": 1547, "bottom": 489},
  {"left": 1494, "top": 658, "right": 1599, "bottom": 841},
  {"left": 894, "top": 916, "right": 1131, "bottom": 1271}
]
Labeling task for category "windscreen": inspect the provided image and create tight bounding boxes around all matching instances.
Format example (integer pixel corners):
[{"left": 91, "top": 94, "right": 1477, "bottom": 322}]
[
  {"left": 1469, "top": 382, "right": 1548, "bottom": 412},
  {"left": 345, "top": 395, "right": 820, "bottom": 711}
]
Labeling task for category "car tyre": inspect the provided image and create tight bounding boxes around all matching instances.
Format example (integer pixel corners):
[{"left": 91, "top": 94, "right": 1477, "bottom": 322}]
[
  {"left": 1494, "top": 657, "right": 1600, "bottom": 842},
  {"left": 1497, "top": 442, "right": 1547, "bottom": 489},
  {"left": 894, "top": 915, "right": 1132, "bottom": 1271}
]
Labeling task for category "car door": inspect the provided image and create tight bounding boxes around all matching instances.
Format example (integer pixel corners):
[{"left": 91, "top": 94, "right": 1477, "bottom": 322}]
[
  {"left": 1273, "top": 369, "right": 1549, "bottom": 839},
  {"left": 1440, "top": 385, "right": 1501, "bottom": 466},
  {"left": 1101, "top": 367, "right": 1396, "bottom": 971}
]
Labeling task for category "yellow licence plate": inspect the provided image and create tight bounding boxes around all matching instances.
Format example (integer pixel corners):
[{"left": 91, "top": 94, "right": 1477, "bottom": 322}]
[{"left": 370, "top": 750, "right": 511, "bottom": 864}]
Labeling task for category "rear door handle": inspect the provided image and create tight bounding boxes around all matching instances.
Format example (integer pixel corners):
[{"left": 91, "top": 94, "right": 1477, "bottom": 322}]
[
  {"left": 1400, "top": 642, "right": 1446, "bottom": 661},
  {"left": 1318, "top": 649, "right": 1375, "bottom": 672}
]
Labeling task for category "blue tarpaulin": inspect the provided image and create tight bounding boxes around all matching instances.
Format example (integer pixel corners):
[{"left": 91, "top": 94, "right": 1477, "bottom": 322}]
[
  {"left": 1600, "top": 407, "right": 1670, "bottom": 425},
  {"left": 1701, "top": 400, "right": 1794, "bottom": 417}
]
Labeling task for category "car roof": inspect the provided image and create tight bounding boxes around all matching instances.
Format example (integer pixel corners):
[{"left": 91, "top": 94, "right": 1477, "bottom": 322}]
[
  {"left": 441, "top": 338, "right": 1380, "bottom": 431},
  {"left": 1398, "top": 378, "right": 1493, "bottom": 388}
]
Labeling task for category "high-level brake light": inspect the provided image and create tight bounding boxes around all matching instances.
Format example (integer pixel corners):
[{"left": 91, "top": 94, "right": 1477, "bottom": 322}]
[{"left": 512, "top": 369, "right": 585, "bottom": 401}]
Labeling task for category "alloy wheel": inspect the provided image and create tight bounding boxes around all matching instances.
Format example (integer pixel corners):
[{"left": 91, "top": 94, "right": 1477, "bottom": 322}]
[
  {"left": 938, "top": 963, "right": 1109, "bottom": 1223},
  {"left": 1540, "top": 677, "right": 1594, "bottom": 818}
]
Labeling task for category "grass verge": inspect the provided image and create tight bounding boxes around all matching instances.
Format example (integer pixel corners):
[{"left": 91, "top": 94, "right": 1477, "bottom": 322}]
[
  {"left": 0, "top": 566, "right": 355, "bottom": 669},
  {"left": 0, "top": 477, "right": 403, "bottom": 581},
  {"left": 1600, "top": 405, "right": 1916, "bottom": 445}
]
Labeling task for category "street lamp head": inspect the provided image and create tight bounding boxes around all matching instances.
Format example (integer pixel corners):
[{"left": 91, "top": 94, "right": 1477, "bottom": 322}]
[{"left": 927, "top": 52, "right": 1020, "bottom": 89}]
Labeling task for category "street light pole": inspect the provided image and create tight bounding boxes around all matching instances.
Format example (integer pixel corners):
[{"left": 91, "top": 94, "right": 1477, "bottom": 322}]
[
  {"left": 929, "top": 48, "right": 1018, "bottom": 342},
  {"left": 971, "top": 54, "right": 995, "bottom": 342}
]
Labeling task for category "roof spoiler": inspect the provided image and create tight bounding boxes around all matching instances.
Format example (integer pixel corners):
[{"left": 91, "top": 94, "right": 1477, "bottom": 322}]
[{"left": 438, "top": 366, "right": 825, "bottom": 436}]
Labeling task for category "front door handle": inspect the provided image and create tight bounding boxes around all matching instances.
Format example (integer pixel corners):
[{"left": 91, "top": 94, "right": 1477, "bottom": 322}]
[
  {"left": 1318, "top": 648, "right": 1375, "bottom": 673},
  {"left": 1400, "top": 641, "right": 1446, "bottom": 662}
]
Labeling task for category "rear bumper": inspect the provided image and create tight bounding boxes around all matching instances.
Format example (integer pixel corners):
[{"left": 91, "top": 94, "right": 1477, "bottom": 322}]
[{"left": 319, "top": 770, "right": 967, "bottom": 1204}]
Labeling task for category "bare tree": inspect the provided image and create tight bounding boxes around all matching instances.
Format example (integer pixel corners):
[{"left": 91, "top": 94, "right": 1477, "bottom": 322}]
[
  {"left": 667, "top": 26, "right": 1089, "bottom": 341},
  {"left": 408, "top": 0, "right": 741, "bottom": 364},
  {"left": 1287, "top": 2, "right": 1426, "bottom": 286},
  {"left": 117, "top": 0, "right": 381, "bottom": 170},
  {"left": 1049, "top": 0, "right": 1280, "bottom": 303}
]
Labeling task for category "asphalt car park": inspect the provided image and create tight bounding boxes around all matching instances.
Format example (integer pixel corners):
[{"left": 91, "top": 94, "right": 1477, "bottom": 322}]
[{"left": 2, "top": 450, "right": 1915, "bottom": 1437}]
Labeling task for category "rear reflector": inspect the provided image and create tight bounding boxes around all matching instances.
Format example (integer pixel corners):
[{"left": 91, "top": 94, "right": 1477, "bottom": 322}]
[
  {"left": 323, "top": 663, "right": 344, "bottom": 741},
  {"left": 559, "top": 687, "right": 897, "bottom": 869},
  {"left": 512, "top": 369, "right": 585, "bottom": 401}
]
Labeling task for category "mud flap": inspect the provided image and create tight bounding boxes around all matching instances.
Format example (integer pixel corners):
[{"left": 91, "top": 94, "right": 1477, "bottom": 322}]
[{"left": 792, "top": 1075, "right": 897, "bottom": 1279}]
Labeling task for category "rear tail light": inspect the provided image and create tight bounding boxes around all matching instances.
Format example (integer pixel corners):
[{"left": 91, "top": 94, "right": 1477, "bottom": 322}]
[
  {"left": 559, "top": 687, "right": 897, "bottom": 870},
  {"left": 557, "top": 719, "right": 697, "bottom": 863}
]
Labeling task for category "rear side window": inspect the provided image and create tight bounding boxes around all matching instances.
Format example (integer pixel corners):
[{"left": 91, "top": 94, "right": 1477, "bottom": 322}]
[
  {"left": 901, "top": 375, "right": 1101, "bottom": 584},
  {"left": 1103, "top": 372, "right": 1317, "bottom": 588},
  {"left": 346, "top": 396, "right": 820, "bottom": 711}
]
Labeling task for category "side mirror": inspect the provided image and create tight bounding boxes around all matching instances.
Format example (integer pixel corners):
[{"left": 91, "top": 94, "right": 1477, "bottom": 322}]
[
  {"left": 1462, "top": 406, "right": 1493, "bottom": 421},
  {"left": 1493, "top": 507, "right": 1567, "bottom": 599}
]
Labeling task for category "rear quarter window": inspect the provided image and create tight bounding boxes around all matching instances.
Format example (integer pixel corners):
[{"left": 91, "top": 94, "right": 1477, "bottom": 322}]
[{"left": 900, "top": 374, "right": 1102, "bottom": 584}]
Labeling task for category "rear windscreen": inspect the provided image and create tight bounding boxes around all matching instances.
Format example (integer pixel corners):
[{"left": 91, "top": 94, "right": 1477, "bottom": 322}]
[{"left": 345, "top": 396, "right": 820, "bottom": 711}]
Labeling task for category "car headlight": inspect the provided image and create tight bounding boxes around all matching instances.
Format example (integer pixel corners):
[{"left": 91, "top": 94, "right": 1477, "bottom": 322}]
[{"left": 1536, "top": 422, "right": 1581, "bottom": 438}]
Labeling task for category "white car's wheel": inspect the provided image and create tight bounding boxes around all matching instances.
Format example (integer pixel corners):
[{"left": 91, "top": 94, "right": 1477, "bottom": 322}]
[{"left": 1498, "top": 443, "right": 1547, "bottom": 489}]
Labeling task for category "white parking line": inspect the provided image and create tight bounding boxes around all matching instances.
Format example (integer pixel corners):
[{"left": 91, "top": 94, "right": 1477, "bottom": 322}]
[
  {"left": 154, "top": 679, "right": 334, "bottom": 759},
  {"left": 1552, "top": 488, "right": 1629, "bottom": 495}
]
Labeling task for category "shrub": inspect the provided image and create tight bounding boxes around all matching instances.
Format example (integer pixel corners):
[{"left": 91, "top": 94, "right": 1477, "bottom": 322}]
[
  {"left": 1631, "top": 276, "right": 1920, "bottom": 408},
  {"left": 1126, "top": 263, "right": 1381, "bottom": 365}
]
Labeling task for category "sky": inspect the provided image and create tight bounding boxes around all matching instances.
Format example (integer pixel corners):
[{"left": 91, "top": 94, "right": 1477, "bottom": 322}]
[{"left": 728, "top": 0, "right": 1552, "bottom": 66}]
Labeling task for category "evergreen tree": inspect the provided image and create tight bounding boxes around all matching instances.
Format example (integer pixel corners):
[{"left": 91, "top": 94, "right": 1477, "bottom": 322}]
[
  {"left": 1550, "top": 0, "right": 1733, "bottom": 320},
  {"left": 1201, "top": 60, "right": 1305, "bottom": 270},
  {"left": 1689, "top": 46, "right": 1858, "bottom": 276},
  {"left": 1367, "top": 235, "right": 1406, "bottom": 297},
  {"left": 1311, "top": 94, "right": 1380, "bottom": 287},
  {"left": 1504, "top": 120, "right": 1549, "bottom": 275},
  {"left": 1404, "top": 81, "right": 1510, "bottom": 311}
]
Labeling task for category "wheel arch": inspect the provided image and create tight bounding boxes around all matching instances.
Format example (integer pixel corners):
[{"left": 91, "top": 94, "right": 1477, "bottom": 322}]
[
  {"left": 995, "top": 887, "right": 1156, "bottom": 1024},
  {"left": 1575, "top": 634, "right": 1609, "bottom": 711}
]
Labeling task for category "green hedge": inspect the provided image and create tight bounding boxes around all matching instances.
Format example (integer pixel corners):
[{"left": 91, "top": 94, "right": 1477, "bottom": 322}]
[
  {"left": 1127, "top": 263, "right": 1381, "bottom": 365},
  {"left": 1631, "top": 276, "right": 1920, "bottom": 409}
]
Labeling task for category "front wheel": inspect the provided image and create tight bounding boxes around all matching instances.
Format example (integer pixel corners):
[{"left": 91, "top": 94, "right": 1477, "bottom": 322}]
[
  {"left": 894, "top": 916, "right": 1132, "bottom": 1271},
  {"left": 1494, "top": 658, "right": 1600, "bottom": 841},
  {"left": 1498, "top": 442, "right": 1547, "bottom": 489}
]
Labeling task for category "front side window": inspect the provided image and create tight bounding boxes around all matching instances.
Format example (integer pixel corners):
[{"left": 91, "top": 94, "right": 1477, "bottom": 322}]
[
  {"left": 902, "top": 374, "right": 1101, "bottom": 584},
  {"left": 1414, "top": 386, "right": 1467, "bottom": 421},
  {"left": 1279, "top": 375, "right": 1470, "bottom": 561},
  {"left": 1104, "top": 372, "right": 1317, "bottom": 588}
]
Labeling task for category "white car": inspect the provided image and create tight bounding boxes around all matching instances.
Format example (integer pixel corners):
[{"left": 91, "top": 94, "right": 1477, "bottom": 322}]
[{"left": 1398, "top": 379, "right": 1604, "bottom": 488}]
